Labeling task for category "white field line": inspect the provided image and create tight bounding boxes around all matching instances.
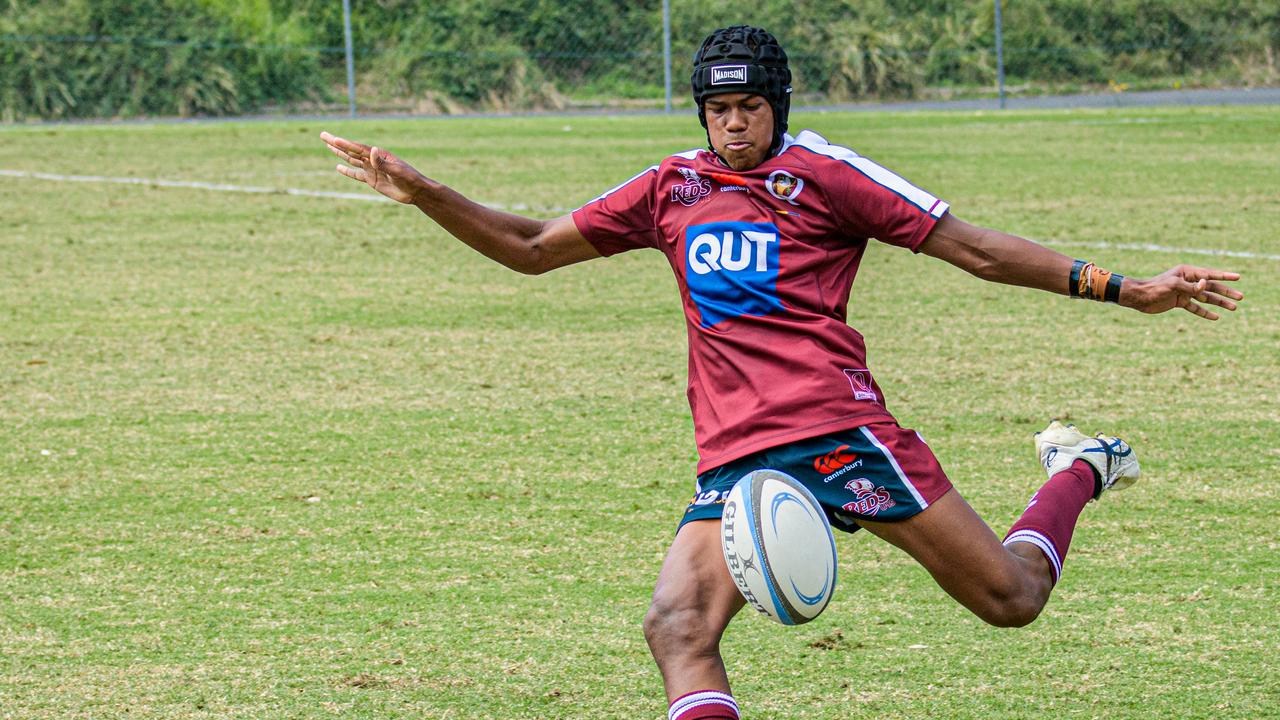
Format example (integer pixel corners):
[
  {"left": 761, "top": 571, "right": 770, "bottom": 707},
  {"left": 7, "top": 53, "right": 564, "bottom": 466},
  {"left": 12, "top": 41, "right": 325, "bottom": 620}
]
[
  {"left": 0, "top": 168, "right": 566, "bottom": 214},
  {"left": 3, "top": 168, "right": 1276, "bottom": 261},
  {"left": 1042, "top": 240, "right": 1280, "bottom": 262}
]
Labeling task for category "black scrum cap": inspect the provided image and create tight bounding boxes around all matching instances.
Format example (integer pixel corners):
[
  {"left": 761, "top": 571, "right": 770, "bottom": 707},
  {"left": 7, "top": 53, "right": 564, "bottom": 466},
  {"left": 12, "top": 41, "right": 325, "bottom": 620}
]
[{"left": 691, "top": 25, "right": 793, "bottom": 156}]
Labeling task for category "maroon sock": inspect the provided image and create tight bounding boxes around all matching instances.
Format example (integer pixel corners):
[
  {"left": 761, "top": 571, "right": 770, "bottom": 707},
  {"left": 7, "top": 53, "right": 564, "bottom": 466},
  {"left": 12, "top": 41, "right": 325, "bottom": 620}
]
[{"left": 1003, "top": 459, "right": 1096, "bottom": 585}]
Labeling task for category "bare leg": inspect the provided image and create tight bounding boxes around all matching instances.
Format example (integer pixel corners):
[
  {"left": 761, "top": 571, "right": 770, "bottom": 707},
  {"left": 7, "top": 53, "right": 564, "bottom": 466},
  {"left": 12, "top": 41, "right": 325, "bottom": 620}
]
[
  {"left": 856, "top": 488, "right": 1054, "bottom": 627},
  {"left": 644, "top": 519, "right": 746, "bottom": 701}
]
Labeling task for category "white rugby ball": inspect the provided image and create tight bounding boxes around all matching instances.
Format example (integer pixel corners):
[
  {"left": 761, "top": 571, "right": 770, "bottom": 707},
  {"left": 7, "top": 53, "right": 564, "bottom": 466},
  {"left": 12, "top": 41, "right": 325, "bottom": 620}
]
[{"left": 720, "top": 469, "right": 838, "bottom": 625}]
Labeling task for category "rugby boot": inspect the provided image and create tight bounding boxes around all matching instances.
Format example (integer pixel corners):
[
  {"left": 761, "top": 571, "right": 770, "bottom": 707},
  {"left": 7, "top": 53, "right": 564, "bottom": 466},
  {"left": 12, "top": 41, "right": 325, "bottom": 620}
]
[{"left": 1034, "top": 420, "right": 1140, "bottom": 500}]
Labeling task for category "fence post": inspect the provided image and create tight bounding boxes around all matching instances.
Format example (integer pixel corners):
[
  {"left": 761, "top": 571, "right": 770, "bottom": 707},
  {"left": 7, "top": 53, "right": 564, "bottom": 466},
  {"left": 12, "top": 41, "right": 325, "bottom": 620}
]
[
  {"left": 663, "top": 0, "right": 672, "bottom": 112},
  {"left": 343, "top": 0, "right": 357, "bottom": 118},
  {"left": 994, "top": 0, "right": 1006, "bottom": 109}
]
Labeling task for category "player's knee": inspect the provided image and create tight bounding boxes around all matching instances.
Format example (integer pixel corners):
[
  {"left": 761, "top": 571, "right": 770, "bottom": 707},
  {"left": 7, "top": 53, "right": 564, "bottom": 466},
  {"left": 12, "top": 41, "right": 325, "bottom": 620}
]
[
  {"left": 963, "top": 566, "right": 1046, "bottom": 627},
  {"left": 973, "top": 577, "right": 1045, "bottom": 628},
  {"left": 643, "top": 595, "right": 719, "bottom": 658},
  {"left": 980, "top": 594, "right": 1044, "bottom": 628}
]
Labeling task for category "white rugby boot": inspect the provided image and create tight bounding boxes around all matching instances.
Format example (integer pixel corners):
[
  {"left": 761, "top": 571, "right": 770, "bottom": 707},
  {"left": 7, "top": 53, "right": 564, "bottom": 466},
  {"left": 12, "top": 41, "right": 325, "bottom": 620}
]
[{"left": 1034, "top": 420, "right": 1140, "bottom": 500}]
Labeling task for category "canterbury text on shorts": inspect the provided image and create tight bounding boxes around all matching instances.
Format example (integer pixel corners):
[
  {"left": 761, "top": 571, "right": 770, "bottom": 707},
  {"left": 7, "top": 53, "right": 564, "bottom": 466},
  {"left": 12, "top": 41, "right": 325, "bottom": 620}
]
[{"left": 679, "top": 422, "right": 954, "bottom": 534}]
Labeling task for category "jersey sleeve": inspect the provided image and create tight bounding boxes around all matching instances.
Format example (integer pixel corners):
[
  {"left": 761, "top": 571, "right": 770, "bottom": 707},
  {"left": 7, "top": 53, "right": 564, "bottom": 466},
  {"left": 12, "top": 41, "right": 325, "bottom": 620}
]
[
  {"left": 571, "top": 165, "right": 662, "bottom": 256},
  {"left": 822, "top": 152, "right": 950, "bottom": 252}
]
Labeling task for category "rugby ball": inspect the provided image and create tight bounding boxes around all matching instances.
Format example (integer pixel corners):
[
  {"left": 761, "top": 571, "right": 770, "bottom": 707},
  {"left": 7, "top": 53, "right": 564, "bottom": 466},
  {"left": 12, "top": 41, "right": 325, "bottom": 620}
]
[{"left": 720, "top": 469, "right": 838, "bottom": 625}]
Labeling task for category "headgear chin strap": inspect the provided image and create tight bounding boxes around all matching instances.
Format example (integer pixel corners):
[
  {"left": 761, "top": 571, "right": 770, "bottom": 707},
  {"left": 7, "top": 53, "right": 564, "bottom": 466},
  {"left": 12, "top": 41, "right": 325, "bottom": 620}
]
[{"left": 691, "top": 25, "right": 793, "bottom": 159}]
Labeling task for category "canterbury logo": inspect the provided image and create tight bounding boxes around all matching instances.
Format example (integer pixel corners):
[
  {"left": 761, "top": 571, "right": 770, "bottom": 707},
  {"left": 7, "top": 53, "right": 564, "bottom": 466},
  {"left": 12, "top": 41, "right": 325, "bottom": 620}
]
[{"left": 814, "top": 445, "right": 857, "bottom": 474}]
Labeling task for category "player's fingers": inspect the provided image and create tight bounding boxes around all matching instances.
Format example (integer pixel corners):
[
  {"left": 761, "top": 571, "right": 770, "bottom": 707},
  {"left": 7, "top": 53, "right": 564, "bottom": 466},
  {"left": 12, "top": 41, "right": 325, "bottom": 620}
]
[
  {"left": 320, "top": 131, "right": 369, "bottom": 157},
  {"left": 335, "top": 164, "right": 366, "bottom": 182},
  {"left": 1181, "top": 299, "right": 1219, "bottom": 321},
  {"left": 1205, "top": 280, "right": 1244, "bottom": 301},
  {"left": 1198, "top": 292, "right": 1237, "bottom": 311},
  {"left": 1194, "top": 268, "right": 1241, "bottom": 282},
  {"left": 371, "top": 147, "right": 401, "bottom": 175},
  {"left": 1174, "top": 276, "right": 1203, "bottom": 299},
  {"left": 326, "top": 143, "right": 363, "bottom": 167}
]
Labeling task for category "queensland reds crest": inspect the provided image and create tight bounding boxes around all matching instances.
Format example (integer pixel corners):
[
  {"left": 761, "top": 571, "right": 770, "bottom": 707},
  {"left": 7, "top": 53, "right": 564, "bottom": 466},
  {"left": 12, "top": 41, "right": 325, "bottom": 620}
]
[
  {"left": 843, "top": 369, "right": 878, "bottom": 401},
  {"left": 842, "top": 478, "right": 896, "bottom": 516},
  {"left": 672, "top": 167, "right": 712, "bottom": 206},
  {"left": 766, "top": 170, "right": 804, "bottom": 205}
]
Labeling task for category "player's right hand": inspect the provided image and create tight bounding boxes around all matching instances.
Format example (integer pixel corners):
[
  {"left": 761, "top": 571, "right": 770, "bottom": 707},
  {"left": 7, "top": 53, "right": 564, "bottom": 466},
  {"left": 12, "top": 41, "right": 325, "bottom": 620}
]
[
  {"left": 321, "top": 131, "right": 426, "bottom": 205},
  {"left": 1123, "top": 264, "right": 1243, "bottom": 321}
]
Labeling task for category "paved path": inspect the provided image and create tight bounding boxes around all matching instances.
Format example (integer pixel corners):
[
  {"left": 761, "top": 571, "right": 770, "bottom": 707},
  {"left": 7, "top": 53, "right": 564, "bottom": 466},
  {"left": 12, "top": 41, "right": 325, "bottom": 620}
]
[
  {"left": 806, "top": 87, "right": 1280, "bottom": 113},
  {"left": 3, "top": 87, "right": 1277, "bottom": 128}
]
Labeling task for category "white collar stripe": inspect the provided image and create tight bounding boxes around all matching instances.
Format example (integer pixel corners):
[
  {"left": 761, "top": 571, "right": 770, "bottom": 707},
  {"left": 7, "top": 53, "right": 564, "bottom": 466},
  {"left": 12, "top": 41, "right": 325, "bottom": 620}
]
[
  {"left": 587, "top": 164, "right": 659, "bottom": 204},
  {"left": 585, "top": 148, "right": 702, "bottom": 205},
  {"left": 786, "top": 130, "right": 948, "bottom": 218}
]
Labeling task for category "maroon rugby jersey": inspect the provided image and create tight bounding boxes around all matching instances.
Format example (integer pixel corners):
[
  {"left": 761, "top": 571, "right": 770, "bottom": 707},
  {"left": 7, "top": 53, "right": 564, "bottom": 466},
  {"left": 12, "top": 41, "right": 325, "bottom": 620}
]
[{"left": 571, "top": 130, "right": 949, "bottom": 473}]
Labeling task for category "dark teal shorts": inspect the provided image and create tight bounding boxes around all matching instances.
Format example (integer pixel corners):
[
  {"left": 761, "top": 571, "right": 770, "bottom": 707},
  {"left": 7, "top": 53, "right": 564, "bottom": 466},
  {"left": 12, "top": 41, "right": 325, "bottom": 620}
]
[{"left": 679, "top": 422, "right": 953, "bottom": 534}]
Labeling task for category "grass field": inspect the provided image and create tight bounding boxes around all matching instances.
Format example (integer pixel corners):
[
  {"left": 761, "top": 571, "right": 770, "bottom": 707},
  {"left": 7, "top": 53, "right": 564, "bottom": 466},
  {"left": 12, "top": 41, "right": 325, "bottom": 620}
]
[{"left": 2, "top": 106, "right": 1277, "bottom": 719}]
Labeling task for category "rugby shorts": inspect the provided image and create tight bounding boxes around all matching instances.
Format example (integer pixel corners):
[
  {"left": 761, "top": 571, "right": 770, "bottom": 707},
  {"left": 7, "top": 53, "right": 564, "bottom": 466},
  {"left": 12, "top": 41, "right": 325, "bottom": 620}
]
[{"left": 678, "top": 422, "right": 953, "bottom": 534}]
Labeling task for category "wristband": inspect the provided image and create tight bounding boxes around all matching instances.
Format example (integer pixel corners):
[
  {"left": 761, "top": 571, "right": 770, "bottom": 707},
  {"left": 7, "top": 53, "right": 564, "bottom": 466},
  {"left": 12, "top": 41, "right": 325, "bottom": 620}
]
[
  {"left": 1068, "top": 259, "right": 1086, "bottom": 298},
  {"left": 1069, "top": 259, "right": 1125, "bottom": 303},
  {"left": 1103, "top": 272, "right": 1124, "bottom": 303}
]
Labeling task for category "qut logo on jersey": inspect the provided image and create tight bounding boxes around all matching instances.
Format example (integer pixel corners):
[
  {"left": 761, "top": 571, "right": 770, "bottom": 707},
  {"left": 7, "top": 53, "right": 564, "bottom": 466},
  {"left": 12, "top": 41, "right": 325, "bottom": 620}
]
[{"left": 685, "top": 221, "right": 783, "bottom": 327}]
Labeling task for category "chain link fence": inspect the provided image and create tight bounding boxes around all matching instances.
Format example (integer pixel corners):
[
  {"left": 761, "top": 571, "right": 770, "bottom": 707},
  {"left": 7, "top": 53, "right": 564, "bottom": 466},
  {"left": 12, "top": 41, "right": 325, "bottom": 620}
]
[{"left": 3, "top": 0, "right": 1278, "bottom": 122}]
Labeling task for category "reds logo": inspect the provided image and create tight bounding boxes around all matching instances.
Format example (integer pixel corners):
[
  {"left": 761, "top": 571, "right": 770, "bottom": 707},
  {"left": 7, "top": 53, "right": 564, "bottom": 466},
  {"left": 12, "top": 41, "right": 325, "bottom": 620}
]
[
  {"left": 672, "top": 167, "right": 712, "bottom": 206},
  {"left": 842, "top": 478, "right": 896, "bottom": 516},
  {"left": 814, "top": 445, "right": 857, "bottom": 474},
  {"left": 688, "top": 489, "right": 729, "bottom": 508}
]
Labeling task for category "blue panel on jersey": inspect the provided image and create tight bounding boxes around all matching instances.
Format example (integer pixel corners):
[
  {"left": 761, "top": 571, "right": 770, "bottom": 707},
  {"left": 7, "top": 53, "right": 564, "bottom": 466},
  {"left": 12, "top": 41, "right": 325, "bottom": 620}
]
[{"left": 685, "top": 221, "right": 783, "bottom": 327}]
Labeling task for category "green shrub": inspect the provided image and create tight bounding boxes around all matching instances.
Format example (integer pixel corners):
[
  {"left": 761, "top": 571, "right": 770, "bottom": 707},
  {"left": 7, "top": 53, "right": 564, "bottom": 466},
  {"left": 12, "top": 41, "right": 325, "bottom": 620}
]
[
  {"left": 0, "top": 0, "right": 326, "bottom": 120},
  {"left": 1, "top": 0, "right": 1276, "bottom": 119}
]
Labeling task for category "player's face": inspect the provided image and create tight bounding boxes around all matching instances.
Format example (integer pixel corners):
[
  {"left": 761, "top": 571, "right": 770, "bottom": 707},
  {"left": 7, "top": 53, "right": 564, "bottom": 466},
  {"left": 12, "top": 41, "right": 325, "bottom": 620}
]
[{"left": 703, "top": 93, "right": 774, "bottom": 171}]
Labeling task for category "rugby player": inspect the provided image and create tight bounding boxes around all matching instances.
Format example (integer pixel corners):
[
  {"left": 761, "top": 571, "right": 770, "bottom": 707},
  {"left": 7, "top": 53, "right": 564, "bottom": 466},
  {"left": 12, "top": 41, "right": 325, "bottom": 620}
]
[{"left": 321, "top": 25, "right": 1243, "bottom": 720}]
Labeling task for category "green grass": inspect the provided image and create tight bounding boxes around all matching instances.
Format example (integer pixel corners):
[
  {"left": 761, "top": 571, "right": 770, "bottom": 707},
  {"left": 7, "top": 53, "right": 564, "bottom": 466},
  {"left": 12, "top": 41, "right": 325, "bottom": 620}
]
[{"left": 1, "top": 106, "right": 1277, "bottom": 719}]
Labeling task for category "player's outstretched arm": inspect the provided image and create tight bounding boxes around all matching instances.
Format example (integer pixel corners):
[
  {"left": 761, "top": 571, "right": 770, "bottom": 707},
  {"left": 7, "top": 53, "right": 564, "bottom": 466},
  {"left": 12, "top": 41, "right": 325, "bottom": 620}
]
[
  {"left": 320, "top": 131, "right": 600, "bottom": 275},
  {"left": 918, "top": 214, "right": 1243, "bottom": 321}
]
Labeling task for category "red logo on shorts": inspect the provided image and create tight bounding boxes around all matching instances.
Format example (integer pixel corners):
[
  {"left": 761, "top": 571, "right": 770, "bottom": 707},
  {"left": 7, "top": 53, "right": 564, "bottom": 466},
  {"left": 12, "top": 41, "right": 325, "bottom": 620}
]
[
  {"left": 814, "top": 445, "right": 857, "bottom": 474},
  {"left": 842, "top": 478, "right": 896, "bottom": 516}
]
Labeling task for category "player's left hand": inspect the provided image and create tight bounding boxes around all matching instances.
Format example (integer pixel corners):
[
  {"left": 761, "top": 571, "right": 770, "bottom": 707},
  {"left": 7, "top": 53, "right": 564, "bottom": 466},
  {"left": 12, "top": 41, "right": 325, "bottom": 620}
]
[
  {"left": 321, "top": 131, "right": 427, "bottom": 204},
  {"left": 1124, "top": 265, "right": 1243, "bottom": 321}
]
